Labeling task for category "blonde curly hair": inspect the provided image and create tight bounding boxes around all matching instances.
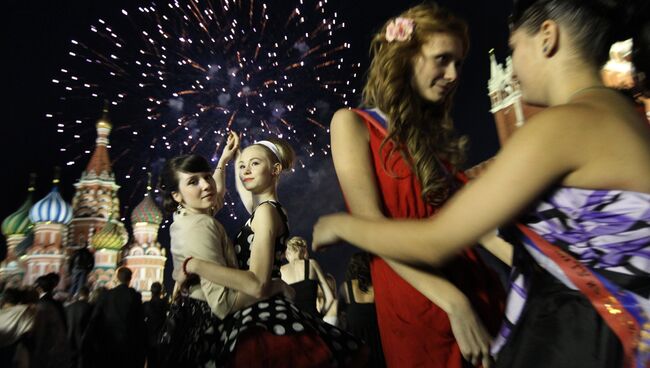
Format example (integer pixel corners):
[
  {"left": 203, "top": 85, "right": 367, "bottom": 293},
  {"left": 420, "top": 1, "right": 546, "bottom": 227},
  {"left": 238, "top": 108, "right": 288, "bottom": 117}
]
[
  {"left": 362, "top": 3, "right": 469, "bottom": 205},
  {"left": 286, "top": 236, "right": 308, "bottom": 259}
]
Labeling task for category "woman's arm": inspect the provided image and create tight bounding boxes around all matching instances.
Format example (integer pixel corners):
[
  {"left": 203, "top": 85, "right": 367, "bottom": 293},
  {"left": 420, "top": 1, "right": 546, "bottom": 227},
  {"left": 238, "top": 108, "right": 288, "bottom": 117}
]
[
  {"left": 463, "top": 171, "right": 514, "bottom": 266},
  {"left": 213, "top": 132, "right": 239, "bottom": 207},
  {"left": 311, "top": 260, "right": 334, "bottom": 314},
  {"left": 479, "top": 232, "right": 513, "bottom": 266},
  {"left": 186, "top": 258, "right": 269, "bottom": 299},
  {"left": 315, "top": 108, "right": 579, "bottom": 267},
  {"left": 246, "top": 203, "right": 283, "bottom": 286}
]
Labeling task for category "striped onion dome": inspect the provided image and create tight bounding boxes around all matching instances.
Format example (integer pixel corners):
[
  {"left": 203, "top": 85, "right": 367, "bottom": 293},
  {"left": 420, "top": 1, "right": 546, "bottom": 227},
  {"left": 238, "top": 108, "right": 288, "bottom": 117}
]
[
  {"left": 29, "top": 186, "right": 73, "bottom": 225},
  {"left": 2, "top": 193, "right": 34, "bottom": 237},
  {"left": 131, "top": 194, "right": 162, "bottom": 225},
  {"left": 90, "top": 220, "right": 128, "bottom": 250}
]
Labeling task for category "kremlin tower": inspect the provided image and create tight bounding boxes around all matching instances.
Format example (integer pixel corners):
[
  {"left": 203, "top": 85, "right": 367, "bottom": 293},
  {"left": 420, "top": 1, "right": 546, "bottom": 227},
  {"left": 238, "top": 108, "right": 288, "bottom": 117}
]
[
  {"left": 0, "top": 175, "right": 35, "bottom": 285},
  {"left": 487, "top": 49, "right": 544, "bottom": 145},
  {"left": 123, "top": 175, "right": 166, "bottom": 301},
  {"left": 22, "top": 171, "right": 73, "bottom": 286}
]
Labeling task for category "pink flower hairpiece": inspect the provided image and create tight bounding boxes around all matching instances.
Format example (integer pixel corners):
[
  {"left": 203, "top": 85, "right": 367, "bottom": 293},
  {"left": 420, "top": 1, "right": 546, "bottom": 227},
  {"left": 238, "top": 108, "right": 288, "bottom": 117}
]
[{"left": 385, "top": 17, "right": 415, "bottom": 42}]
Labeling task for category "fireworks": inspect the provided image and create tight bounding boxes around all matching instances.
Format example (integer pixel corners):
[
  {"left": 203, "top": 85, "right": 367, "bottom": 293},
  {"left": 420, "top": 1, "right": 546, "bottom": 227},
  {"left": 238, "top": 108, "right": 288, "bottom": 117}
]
[{"left": 49, "top": 0, "right": 360, "bottom": 216}]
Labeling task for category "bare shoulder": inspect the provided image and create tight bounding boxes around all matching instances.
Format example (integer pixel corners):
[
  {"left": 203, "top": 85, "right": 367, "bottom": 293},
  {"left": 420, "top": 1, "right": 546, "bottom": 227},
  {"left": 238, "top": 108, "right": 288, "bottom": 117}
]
[
  {"left": 331, "top": 108, "right": 366, "bottom": 134},
  {"left": 508, "top": 103, "right": 607, "bottom": 149},
  {"left": 250, "top": 202, "right": 282, "bottom": 231},
  {"left": 514, "top": 100, "right": 650, "bottom": 190}
]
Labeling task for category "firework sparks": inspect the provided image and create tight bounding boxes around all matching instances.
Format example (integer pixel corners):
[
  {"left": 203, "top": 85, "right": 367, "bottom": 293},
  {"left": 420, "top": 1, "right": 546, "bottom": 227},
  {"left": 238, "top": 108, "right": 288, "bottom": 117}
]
[{"left": 49, "top": 0, "right": 360, "bottom": 216}]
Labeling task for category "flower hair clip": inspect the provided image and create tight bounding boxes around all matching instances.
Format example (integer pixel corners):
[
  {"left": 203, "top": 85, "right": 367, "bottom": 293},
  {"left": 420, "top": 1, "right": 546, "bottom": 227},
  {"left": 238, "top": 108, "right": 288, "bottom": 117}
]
[{"left": 385, "top": 17, "right": 415, "bottom": 42}]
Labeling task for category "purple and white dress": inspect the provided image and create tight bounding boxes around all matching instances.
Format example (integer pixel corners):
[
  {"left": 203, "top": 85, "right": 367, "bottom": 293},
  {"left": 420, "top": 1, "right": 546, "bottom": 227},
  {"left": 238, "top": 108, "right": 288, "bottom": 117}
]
[{"left": 493, "top": 187, "right": 650, "bottom": 368}]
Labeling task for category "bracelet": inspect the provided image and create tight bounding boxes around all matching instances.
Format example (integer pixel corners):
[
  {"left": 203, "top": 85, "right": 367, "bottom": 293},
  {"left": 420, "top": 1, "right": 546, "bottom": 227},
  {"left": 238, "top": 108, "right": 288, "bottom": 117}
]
[{"left": 182, "top": 256, "right": 194, "bottom": 276}]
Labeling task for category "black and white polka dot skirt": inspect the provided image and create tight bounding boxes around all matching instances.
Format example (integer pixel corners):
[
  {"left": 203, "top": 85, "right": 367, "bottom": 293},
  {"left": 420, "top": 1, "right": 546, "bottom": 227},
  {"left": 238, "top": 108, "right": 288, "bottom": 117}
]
[{"left": 216, "top": 296, "right": 366, "bottom": 367}]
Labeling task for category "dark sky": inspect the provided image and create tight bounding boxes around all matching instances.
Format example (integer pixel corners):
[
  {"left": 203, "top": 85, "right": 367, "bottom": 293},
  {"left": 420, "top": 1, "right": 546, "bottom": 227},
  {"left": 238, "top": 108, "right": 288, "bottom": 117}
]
[{"left": 2, "top": 0, "right": 512, "bottom": 283}]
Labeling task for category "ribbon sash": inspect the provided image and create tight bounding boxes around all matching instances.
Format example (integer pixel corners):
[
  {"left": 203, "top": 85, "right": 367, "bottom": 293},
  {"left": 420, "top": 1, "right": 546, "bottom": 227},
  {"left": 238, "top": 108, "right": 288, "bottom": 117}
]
[{"left": 517, "top": 223, "right": 650, "bottom": 368}]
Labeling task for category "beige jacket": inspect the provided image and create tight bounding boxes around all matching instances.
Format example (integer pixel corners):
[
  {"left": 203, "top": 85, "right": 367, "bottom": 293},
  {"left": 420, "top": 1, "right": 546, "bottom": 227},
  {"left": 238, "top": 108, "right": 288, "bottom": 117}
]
[{"left": 170, "top": 210, "right": 238, "bottom": 319}]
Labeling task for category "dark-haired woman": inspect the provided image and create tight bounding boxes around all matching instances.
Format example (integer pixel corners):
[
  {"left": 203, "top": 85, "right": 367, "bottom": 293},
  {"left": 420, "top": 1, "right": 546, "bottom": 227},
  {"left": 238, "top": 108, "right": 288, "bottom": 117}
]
[{"left": 314, "top": 1, "right": 650, "bottom": 367}]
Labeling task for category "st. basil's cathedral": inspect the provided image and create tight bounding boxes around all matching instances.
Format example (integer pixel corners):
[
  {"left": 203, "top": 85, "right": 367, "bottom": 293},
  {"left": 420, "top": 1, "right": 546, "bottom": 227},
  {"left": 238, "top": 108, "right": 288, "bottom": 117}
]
[{"left": 0, "top": 107, "right": 166, "bottom": 301}]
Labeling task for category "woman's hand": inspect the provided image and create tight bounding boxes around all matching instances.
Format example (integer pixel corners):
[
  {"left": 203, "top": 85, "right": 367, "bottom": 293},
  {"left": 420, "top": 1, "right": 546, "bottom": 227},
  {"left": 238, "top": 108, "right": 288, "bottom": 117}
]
[
  {"left": 184, "top": 257, "right": 202, "bottom": 275},
  {"left": 220, "top": 131, "right": 240, "bottom": 163},
  {"left": 447, "top": 297, "right": 492, "bottom": 368},
  {"left": 312, "top": 214, "right": 348, "bottom": 252},
  {"left": 262, "top": 279, "right": 295, "bottom": 300}
]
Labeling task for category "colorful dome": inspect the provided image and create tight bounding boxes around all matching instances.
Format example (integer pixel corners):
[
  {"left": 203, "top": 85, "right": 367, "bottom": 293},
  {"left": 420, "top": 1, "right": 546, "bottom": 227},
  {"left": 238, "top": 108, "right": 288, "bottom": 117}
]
[
  {"left": 91, "top": 220, "right": 128, "bottom": 250},
  {"left": 29, "top": 186, "right": 73, "bottom": 224},
  {"left": 131, "top": 194, "right": 163, "bottom": 225},
  {"left": 2, "top": 194, "right": 34, "bottom": 236}
]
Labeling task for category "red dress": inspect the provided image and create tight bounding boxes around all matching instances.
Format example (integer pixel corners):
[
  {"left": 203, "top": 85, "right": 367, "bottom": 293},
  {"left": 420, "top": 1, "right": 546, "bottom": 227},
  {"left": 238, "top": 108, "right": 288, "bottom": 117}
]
[{"left": 353, "top": 109, "right": 504, "bottom": 367}]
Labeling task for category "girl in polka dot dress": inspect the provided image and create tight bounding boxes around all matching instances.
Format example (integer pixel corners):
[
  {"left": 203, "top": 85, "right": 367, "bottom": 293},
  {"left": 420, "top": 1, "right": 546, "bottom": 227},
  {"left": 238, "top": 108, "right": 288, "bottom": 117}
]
[
  {"left": 160, "top": 133, "right": 292, "bottom": 367},
  {"left": 185, "top": 137, "right": 367, "bottom": 367}
]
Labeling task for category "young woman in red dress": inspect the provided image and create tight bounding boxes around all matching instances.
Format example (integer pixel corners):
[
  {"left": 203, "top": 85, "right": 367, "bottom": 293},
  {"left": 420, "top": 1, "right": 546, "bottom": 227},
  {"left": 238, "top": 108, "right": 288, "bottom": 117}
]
[{"left": 327, "top": 3, "right": 505, "bottom": 367}]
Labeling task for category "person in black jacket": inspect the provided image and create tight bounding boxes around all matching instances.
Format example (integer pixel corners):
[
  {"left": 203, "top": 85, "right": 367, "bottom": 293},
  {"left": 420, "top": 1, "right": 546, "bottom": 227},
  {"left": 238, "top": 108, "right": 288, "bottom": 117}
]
[
  {"left": 142, "top": 282, "right": 167, "bottom": 368},
  {"left": 32, "top": 273, "right": 71, "bottom": 368},
  {"left": 83, "top": 267, "right": 146, "bottom": 368},
  {"left": 66, "top": 287, "right": 92, "bottom": 368}
]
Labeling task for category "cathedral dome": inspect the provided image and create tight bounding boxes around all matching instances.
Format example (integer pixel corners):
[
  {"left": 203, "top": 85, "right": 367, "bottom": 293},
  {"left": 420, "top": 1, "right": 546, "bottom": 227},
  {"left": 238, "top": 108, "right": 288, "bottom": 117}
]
[
  {"left": 90, "top": 220, "right": 128, "bottom": 250},
  {"left": 2, "top": 194, "right": 33, "bottom": 237},
  {"left": 131, "top": 195, "right": 163, "bottom": 225},
  {"left": 29, "top": 186, "right": 73, "bottom": 225}
]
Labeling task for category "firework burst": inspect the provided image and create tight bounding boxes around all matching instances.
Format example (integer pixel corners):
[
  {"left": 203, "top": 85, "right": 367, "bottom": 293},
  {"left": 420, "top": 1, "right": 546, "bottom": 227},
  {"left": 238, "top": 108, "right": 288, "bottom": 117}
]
[{"left": 49, "top": 0, "right": 360, "bottom": 217}]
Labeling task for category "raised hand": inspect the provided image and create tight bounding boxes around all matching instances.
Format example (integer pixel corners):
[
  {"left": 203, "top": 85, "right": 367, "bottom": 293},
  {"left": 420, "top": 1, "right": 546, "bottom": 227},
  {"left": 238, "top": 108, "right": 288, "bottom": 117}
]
[{"left": 220, "top": 131, "right": 240, "bottom": 164}]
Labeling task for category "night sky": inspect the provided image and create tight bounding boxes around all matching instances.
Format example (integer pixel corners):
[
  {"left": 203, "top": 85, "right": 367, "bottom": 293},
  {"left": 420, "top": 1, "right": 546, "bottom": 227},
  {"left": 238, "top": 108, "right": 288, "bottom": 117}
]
[{"left": 2, "top": 0, "right": 513, "bottom": 284}]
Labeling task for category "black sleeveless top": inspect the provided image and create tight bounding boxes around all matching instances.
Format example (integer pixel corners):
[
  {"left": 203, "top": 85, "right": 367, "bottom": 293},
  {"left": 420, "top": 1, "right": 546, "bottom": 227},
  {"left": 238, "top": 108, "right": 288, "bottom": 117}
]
[
  {"left": 289, "top": 260, "right": 319, "bottom": 316},
  {"left": 344, "top": 280, "right": 386, "bottom": 368},
  {"left": 233, "top": 200, "right": 288, "bottom": 278}
]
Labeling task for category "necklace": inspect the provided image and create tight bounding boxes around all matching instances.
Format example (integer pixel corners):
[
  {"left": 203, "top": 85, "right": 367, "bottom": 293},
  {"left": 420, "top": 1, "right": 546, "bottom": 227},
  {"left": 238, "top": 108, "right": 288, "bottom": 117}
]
[{"left": 567, "top": 85, "right": 611, "bottom": 102}]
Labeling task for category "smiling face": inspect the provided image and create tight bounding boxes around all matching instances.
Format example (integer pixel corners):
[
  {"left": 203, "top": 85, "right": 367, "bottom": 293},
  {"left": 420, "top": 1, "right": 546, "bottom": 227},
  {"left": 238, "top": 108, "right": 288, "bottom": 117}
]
[
  {"left": 410, "top": 32, "right": 464, "bottom": 104},
  {"left": 238, "top": 145, "right": 279, "bottom": 194},
  {"left": 171, "top": 171, "right": 217, "bottom": 213}
]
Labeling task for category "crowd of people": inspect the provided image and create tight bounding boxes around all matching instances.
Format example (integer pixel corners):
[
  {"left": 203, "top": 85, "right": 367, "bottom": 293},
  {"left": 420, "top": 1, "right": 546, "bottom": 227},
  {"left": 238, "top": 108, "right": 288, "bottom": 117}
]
[
  {"left": 0, "top": 269, "right": 169, "bottom": 368},
  {"left": 2, "top": 0, "right": 649, "bottom": 367}
]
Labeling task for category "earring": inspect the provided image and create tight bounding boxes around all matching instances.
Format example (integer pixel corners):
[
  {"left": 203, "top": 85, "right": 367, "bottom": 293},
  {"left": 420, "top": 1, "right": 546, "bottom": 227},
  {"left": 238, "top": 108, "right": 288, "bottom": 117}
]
[
  {"left": 176, "top": 202, "right": 184, "bottom": 214},
  {"left": 542, "top": 44, "right": 548, "bottom": 53}
]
